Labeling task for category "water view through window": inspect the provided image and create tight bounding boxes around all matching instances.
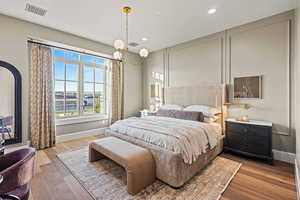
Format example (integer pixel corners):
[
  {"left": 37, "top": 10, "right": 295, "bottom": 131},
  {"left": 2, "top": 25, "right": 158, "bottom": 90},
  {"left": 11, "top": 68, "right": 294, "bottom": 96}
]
[{"left": 53, "top": 49, "right": 108, "bottom": 118}]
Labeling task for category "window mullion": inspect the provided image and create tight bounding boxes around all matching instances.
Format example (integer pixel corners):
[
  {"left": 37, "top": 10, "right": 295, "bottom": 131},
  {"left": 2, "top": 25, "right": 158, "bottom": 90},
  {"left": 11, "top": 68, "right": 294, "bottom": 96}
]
[
  {"left": 93, "top": 68, "right": 96, "bottom": 114},
  {"left": 64, "top": 63, "right": 66, "bottom": 117},
  {"left": 104, "top": 65, "right": 107, "bottom": 114},
  {"left": 79, "top": 63, "right": 83, "bottom": 116}
]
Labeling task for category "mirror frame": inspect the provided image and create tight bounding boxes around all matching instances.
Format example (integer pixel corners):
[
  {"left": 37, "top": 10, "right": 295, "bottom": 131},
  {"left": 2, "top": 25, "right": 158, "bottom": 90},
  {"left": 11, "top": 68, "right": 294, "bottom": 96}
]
[{"left": 0, "top": 61, "right": 22, "bottom": 145}]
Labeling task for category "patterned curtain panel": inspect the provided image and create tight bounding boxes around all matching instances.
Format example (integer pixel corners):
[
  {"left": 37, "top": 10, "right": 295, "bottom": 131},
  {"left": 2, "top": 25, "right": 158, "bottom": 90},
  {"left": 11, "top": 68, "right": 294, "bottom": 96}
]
[
  {"left": 30, "top": 44, "right": 55, "bottom": 149},
  {"left": 111, "top": 60, "right": 124, "bottom": 124}
]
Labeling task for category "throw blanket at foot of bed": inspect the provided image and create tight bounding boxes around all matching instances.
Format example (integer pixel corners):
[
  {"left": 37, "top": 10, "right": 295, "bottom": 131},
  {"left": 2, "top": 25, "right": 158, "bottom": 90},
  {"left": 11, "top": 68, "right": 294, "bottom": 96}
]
[{"left": 109, "top": 116, "right": 219, "bottom": 164}]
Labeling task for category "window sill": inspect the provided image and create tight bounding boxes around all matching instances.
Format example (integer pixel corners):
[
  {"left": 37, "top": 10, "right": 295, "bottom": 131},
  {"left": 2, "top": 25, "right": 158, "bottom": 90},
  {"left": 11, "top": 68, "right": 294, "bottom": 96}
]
[{"left": 56, "top": 115, "right": 108, "bottom": 126}]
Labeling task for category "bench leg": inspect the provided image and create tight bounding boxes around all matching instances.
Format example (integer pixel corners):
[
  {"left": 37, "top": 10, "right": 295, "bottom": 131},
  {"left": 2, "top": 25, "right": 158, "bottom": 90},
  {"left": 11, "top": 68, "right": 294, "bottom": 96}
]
[
  {"left": 126, "top": 156, "right": 156, "bottom": 195},
  {"left": 89, "top": 146, "right": 105, "bottom": 162}
]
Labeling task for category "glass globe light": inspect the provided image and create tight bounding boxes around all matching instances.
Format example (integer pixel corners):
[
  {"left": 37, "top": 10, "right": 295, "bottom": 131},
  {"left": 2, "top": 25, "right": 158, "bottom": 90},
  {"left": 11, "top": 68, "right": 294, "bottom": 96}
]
[
  {"left": 114, "top": 40, "right": 125, "bottom": 50},
  {"left": 113, "top": 51, "right": 122, "bottom": 60},
  {"left": 139, "top": 48, "right": 149, "bottom": 58}
]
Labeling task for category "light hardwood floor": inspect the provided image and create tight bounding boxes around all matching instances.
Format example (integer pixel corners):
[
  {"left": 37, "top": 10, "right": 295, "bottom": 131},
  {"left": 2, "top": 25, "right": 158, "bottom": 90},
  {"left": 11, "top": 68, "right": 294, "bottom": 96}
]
[{"left": 29, "top": 135, "right": 297, "bottom": 200}]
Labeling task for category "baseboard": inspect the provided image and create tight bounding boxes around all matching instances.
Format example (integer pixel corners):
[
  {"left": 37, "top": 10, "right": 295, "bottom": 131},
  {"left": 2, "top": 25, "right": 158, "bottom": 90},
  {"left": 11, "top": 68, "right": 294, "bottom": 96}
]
[
  {"left": 295, "top": 159, "right": 300, "bottom": 200},
  {"left": 273, "top": 149, "right": 295, "bottom": 164},
  {"left": 56, "top": 127, "right": 107, "bottom": 143}
]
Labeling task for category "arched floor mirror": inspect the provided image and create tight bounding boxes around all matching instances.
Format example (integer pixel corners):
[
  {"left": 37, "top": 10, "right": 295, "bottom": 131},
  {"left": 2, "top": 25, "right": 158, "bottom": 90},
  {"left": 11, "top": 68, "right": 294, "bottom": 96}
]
[{"left": 0, "top": 61, "right": 22, "bottom": 145}]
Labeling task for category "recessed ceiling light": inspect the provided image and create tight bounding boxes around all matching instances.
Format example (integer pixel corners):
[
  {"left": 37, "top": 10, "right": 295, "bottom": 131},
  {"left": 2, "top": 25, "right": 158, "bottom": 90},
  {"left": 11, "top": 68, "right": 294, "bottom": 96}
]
[
  {"left": 208, "top": 8, "right": 217, "bottom": 15},
  {"left": 142, "top": 37, "right": 148, "bottom": 41}
]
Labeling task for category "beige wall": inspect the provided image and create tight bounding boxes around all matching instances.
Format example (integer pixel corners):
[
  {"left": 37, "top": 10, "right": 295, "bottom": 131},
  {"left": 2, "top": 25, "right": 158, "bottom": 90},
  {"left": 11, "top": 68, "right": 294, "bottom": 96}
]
[
  {"left": 168, "top": 32, "right": 224, "bottom": 87},
  {"left": 295, "top": 0, "right": 300, "bottom": 170},
  {"left": 143, "top": 11, "right": 296, "bottom": 153},
  {"left": 0, "top": 14, "right": 142, "bottom": 144}
]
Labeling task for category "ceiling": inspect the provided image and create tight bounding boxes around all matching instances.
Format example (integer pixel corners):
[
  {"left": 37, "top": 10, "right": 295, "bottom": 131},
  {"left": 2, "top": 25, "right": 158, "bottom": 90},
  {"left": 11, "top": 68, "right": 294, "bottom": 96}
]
[{"left": 0, "top": 0, "right": 297, "bottom": 53}]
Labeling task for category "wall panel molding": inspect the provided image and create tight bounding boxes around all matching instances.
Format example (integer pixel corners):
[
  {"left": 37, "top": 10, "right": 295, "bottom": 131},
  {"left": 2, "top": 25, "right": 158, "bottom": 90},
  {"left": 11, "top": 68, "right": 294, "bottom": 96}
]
[{"left": 221, "top": 37, "right": 225, "bottom": 83}]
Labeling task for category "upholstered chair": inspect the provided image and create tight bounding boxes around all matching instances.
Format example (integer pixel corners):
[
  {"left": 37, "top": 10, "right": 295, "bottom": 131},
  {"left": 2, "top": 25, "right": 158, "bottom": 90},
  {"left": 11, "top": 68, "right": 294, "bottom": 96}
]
[{"left": 0, "top": 148, "right": 36, "bottom": 200}]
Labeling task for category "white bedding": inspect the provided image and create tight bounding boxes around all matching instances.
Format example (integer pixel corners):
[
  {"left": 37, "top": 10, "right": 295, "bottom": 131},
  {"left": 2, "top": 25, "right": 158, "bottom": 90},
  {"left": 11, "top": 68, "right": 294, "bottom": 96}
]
[{"left": 109, "top": 116, "right": 220, "bottom": 164}]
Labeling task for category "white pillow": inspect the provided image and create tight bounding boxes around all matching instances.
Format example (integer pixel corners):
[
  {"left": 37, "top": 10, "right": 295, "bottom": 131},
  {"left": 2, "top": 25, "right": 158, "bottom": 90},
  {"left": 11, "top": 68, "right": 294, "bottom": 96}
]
[
  {"left": 184, "top": 105, "right": 221, "bottom": 117},
  {"left": 159, "top": 104, "right": 183, "bottom": 111}
]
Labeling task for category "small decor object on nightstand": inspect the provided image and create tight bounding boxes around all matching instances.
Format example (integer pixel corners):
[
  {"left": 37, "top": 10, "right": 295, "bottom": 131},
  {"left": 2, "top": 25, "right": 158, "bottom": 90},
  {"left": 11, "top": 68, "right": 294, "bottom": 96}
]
[
  {"left": 224, "top": 118, "right": 273, "bottom": 163},
  {"left": 235, "top": 115, "right": 249, "bottom": 122}
]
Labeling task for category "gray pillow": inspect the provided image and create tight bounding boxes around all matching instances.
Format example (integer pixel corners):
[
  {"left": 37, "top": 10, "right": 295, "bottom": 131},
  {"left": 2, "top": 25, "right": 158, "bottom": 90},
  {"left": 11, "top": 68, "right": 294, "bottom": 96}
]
[{"left": 156, "top": 109, "right": 204, "bottom": 122}]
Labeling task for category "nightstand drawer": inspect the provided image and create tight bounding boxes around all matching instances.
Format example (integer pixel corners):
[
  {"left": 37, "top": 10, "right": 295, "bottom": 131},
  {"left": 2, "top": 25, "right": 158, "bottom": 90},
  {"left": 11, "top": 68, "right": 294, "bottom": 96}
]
[
  {"left": 226, "top": 122, "right": 246, "bottom": 133},
  {"left": 227, "top": 122, "right": 270, "bottom": 137},
  {"left": 247, "top": 136, "right": 271, "bottom": 156},
  {"left": 226, "top": 131, "right": 247, "bottom": 151},
  {"left": 247, "top": 126, "right": 270, "bottom": 137},
  {"left": 225, "top": 119, "right": 273, "bottom": 163}
]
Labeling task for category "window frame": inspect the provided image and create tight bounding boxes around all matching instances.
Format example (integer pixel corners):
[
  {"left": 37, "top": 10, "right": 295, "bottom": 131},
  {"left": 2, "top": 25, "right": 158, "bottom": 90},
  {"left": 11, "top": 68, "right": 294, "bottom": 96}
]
[
  {"left": 53, "top": 48, "right": 109, "bottom": 122},
  {"left": 54, "top": 61, "right": 80, "bottom": 118},
  {"left": 82, "top": 65, "right": 107, "bottom": 116}
]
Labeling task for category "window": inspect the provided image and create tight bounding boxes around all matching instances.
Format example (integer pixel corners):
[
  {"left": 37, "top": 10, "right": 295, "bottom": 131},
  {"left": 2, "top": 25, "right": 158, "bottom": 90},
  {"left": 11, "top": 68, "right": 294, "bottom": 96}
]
[{"left": 53, "top": 49, "right": 109, "bottom": 119}]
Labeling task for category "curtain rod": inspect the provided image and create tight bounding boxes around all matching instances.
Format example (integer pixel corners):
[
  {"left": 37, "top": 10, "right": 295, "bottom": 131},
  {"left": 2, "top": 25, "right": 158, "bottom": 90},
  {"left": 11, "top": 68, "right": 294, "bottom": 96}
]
[{"left": 27, "top": 39, "right": 122, "bottom": 62}]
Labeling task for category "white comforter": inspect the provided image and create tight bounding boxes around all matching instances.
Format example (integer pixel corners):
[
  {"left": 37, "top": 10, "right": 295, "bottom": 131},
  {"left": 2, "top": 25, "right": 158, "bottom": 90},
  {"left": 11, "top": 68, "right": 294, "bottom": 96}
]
[{"left": 109, "top": 116, "right": 219, "bottom": 164}]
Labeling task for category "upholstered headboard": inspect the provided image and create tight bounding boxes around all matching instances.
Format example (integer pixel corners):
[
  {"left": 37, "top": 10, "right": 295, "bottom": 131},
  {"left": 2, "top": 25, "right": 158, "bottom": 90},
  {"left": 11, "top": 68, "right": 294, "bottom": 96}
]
[
  {"left": 165, "top": 84, "right": 228, "bottom": 134},
  {"left": 165, "top": 83, "right": 227, "bottom": 110}
]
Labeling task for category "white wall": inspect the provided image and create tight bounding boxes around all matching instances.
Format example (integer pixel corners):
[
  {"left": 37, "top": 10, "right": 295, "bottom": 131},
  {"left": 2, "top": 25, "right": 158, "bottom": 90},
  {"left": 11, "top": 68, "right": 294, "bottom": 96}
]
[
  {"left": 143, "top": 11, "right": 296, "bottom": 153},
  {"left": 0, "top": 14, "right": 143, "bottom": 144}
]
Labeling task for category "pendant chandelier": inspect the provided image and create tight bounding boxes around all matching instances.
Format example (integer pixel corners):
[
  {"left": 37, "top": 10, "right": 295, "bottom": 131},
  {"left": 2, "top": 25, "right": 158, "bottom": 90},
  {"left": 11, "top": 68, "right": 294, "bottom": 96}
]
[{"left": 113, "top": 6, "right": 149, "bottom": 60}]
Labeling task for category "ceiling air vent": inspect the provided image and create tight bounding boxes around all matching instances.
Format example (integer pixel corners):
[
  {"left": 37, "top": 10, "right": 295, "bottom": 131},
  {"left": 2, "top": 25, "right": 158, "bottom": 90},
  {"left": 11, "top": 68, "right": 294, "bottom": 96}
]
[
  {"left": 128, "top": 42, "right": 139, "bottom": 47},
  {"left": 25, "top": 3, "right": 47, "bottom": 16}
]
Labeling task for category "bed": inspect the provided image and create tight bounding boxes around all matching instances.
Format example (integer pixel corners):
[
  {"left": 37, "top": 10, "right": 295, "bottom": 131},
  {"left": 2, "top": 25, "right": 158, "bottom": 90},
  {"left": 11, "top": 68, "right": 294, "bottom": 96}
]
[{"left": 106, "top": 83, "right": 227, "bottom": 187}]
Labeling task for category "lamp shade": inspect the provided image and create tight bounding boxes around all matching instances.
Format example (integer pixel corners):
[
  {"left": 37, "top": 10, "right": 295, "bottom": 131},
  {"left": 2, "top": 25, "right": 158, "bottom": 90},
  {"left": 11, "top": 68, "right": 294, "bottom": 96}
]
[
  {"left": 114, "top": 40, "right": 125, "bottom": 50},
  {"left": 113, "top": 51, "right": 122, "bottom": 60},
  {"left": 139, "top": 48, "right": 149, "bottom": 58}
]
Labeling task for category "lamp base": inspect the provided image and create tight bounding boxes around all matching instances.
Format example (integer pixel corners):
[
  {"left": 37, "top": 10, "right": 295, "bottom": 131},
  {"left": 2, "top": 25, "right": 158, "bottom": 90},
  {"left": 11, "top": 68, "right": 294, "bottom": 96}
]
[{"left": 235, "top": 116, "right": 249, "bottom": 122}]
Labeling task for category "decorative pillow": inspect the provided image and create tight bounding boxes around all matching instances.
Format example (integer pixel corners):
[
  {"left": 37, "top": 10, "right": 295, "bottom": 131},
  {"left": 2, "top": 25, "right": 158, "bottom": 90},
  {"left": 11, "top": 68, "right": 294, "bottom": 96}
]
[
  {"left": 156, "top": 109, "right": 204, "bottom": 122},
  {"left": 183, "top": 105, "right": 221, "bottom": 117},
  {"left": 159, "top": 104, "right": 183, "bottom": 111}
]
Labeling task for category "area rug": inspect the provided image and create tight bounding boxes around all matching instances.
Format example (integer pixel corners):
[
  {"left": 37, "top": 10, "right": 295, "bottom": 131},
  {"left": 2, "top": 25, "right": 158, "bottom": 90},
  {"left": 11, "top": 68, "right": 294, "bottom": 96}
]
[{"left": 57, "top": 148, "right": 241, "bottom": 200}]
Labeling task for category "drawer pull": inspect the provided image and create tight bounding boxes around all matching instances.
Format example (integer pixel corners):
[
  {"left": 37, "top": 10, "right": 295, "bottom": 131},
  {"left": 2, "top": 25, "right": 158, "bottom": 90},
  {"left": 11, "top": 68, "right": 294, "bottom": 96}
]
[{"left": 243, "top": 128, "right": 248, "bottom": 133}]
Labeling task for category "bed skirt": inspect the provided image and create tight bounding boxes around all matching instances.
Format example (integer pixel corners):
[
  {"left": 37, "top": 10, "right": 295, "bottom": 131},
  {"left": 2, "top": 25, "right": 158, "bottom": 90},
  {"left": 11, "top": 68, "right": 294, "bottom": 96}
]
[{"left": 106, "top": 129, "right": 224, "bottom": 188}]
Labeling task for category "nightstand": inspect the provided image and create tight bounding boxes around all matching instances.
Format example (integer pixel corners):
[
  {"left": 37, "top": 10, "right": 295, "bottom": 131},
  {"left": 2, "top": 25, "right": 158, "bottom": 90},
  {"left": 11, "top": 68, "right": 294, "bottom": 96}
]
[
  {"left": 224, "top": 118, "right": 273, "bottom": 163},
  {"left": 139, "top": 110, "right": 157, "bottom": 117}
]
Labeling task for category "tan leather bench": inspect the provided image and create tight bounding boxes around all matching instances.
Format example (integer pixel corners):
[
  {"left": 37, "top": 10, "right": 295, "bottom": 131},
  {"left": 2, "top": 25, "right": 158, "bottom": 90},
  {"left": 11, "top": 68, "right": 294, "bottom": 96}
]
[{"left": 88, "top": 137, "right": 156, "bottom": 195}]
